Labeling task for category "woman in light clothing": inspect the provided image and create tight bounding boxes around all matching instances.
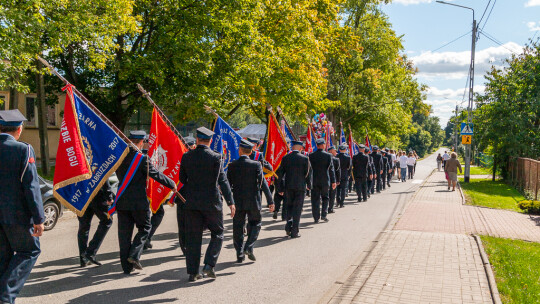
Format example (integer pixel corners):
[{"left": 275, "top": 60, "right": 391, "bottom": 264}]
[
  {"left": 399, "top": 152, "right": 408, "bottom": 182},
  {"left": 444, "top": 152, "right": 462, "bottom": 191},
  {"left": 436, "top": 153, "right": 443, "bottom": 171},
  {"left": 406, "top": 152, "right": 416, "bottom": 180}
]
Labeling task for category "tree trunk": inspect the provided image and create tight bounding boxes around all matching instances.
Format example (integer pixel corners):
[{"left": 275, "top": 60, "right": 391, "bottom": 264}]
[
  {"left": 36, "top": 59, "right": 50, "bottom": 176},
  {"left": 492, "top": 155, "right": 497, "bottom": 181}
]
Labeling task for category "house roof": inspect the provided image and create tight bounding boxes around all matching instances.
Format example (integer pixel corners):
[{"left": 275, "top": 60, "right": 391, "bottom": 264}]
[{"left": 237, "top": 124, "right": 266, "bottom": 139}]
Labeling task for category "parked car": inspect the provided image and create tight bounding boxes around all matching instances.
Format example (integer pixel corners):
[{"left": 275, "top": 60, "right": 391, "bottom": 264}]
[{"left": 38, "top": 176, "right": 64, "bottom": 231}]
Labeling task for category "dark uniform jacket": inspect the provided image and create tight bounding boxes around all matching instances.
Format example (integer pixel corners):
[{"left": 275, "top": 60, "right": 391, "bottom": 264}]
[
  {"left": 309, "top": 150, "right": 336, "bottom": 187},
  {"left": 385, "top": 154, "right": 393, "bottom": 170},
  {"left": 249, "top": 150, "right": 273, "bottom": 173},
  {"left": 0, "top": 134, "right": 44, "bottom": 225},
  {"left": 367, "top": 153, "right": 375, "bottom": 176},
  {"left": 332, "top": 156, "right": 341, "bottom": 182},
  {"left": 116, "top": 149, "right": 176, "bottom": 211},
  {"left": 276, "top": 150, "right": 311, "bottom": 192},
  {"left": 352, "top": 153, "right": 370, "bottom": 179},
  {"left": 381, "top": 155, "right": 389, "bottom": 173},
  {"left": 370, "top": 151, "right": 384, "bottom": 174},
  {"left": 337, "top": 153, "right": 351, "bottom": 182},
  {"left": 180, "top": 145, "right": 234, "bottom": 211},
  {"left": 90, "top": 180, "right": 114, "bottom": 208},
  {"left": 227, "top": 155, "right": 273, "bottom": 210}
]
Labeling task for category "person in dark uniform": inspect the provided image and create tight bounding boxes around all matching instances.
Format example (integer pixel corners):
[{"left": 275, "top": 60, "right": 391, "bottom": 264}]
[
  {"left": 179, "top": 127, "right": 235, "bottom": 282},
  {"left": 144, "top": 204, "right": 164, "bottom": 250},
  {"left": 370, "top": 146, "right": 384, "bottom": 193},
  {"left": 273, "top": 175, "right": 287, "bottom": 220},
  {"left": 336, "top": 144, "right": 351, "bottom": 208},
  {"left": 308, "top": 139, "right": 336, "bottom": 223},
  {"left": 365, "top": 147, "right": 374, "bottom": 198},
  {"left": 328, "top": 146, "right": 340, "bottom": 214},
  {"left": 0, "top": 110, "right": 44, "bottom": 304},
  {"left": 352, "top": 145, "right": 369, "bottom": 202},
  {"left": 115, "top": 131, "right": 177, "bottom": 275},
  {"left": 78, "top": 181, "right": 114, "bottom": 267},
  {"left": 276, "top": 140, "right": 311, "bottom": 238},
  {"left": 380, "top": 150, "right": 389, "bottom": 190},
  {"left": 247, "top": 137, "right": 273, "bottom": 174},
  {"left": 174, "top": 135, "right": 197, "bottom": 256},
  {"left": 228, "top": 139, "right": 274, "bottom": 263},
  {"left": 384, "top": 148, "right": 393, "bottom": 188}
]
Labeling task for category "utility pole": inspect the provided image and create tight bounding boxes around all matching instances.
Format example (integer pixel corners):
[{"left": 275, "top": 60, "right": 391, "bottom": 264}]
[
  {"left": 454, "top": 105, "right": 458, "bottom": 151},
  {"left": 436, "top": 0, "right": 476, "bottom": 183}
]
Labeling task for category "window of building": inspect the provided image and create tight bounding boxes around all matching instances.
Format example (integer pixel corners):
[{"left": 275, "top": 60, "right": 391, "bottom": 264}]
[
  {"left": 25, "top": 97, "right": 36, "bottom": 126},
  {"left": 47, "top": 104, "right": 56, "bottom": 127},
  {"left": 0, "top": 95, "right": 5, "bottom": 110}
]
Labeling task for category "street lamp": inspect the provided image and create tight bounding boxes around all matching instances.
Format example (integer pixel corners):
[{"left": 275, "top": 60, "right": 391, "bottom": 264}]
[{"left": 436, "top": 0, "right": 476, "bottom": 183}]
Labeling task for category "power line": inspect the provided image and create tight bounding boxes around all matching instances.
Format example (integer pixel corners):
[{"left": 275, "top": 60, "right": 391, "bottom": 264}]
[
  {"left": 479, "top": 29, "right": 518, "bottom": 54},
  {"left": 430, "top": 30, "right": 472, "bottom": 53},
  {"left": 478, "top": 0, "right": 492, "bottom": 26},
  {"left": 480, "top": 0, "right": 496, "bottom": 32}
]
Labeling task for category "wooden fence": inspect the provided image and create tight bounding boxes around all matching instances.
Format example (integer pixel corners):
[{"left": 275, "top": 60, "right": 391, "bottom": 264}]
[{"left": 509, "top": 157, "right": 540, "bottom": 200}]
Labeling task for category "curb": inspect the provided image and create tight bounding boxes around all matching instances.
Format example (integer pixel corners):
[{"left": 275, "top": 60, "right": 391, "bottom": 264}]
[
  {"left": 473, "top": 234, "right": 503, "bottom": 304},
  {"left": 457, "top": 182, "right": 466, "bottom": 205},
  {"left": 318, "top": 168, "right": 436, "bottom": 304}
]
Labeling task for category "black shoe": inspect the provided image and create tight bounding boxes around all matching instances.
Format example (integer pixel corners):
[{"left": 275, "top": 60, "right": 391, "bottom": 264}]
[
  {"left": 202, "top": 264, "right": 216, "bottom": 278},
  {"left": 85, "top": 253, "right": 102, "bottom": 266},
  {"left": 291, "top": 234, "right": 301, "bottom": 238},
  {"left": 80, "top": 255, "right": 90, "bottom": 267},
  {"left": 388, "top": 184, "right": 391, "bottom": 187},
  {"left": 322, "top": 217, "right": 329, "bottom": 222},
  {"left": 127, "top": 257, "right": 143, "bottom": 270},
  {"left": 189, "top": 273, "right": 203, "bottom": 282},
  {"left": 236, "top": 256, "right": 245, "bottom": 263},
  {"left": 143, "top": 240, "right": 153, "bottom": 250},
  {"left": 328, "top": 210, "right": 334, "bottom": 214},
  {"left": 314, "top": 219, "right": 319, "bottom": 224},
  {"left": 273, "top": 211, "right": 278, "bottom": 219},
  {"left": 245, "top": 250, "right": 256, "bottom": 261},
  {"left": 364, "top": 199, "right": 368, "bottom": 202}
]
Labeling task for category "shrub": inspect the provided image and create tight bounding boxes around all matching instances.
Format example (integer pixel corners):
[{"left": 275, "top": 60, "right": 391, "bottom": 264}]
[{"left": 517, "top": 200, "right": 540, "bottom": 214}]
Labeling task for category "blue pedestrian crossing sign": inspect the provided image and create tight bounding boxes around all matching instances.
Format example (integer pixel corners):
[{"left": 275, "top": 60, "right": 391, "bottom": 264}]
[{"left": 460, "top": 123, "right": 474, "bottom": 135}]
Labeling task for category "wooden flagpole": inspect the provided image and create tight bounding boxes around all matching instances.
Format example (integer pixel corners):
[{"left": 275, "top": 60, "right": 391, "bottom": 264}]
[
  {"left": 276, "top": 106, "right": 298, "bottom": 140},
  {"left": 37, "top": 56, "right": 140, "bottom": 152},
  {"left": 137, "top": 84, "right": 189, "bottom": 149}
]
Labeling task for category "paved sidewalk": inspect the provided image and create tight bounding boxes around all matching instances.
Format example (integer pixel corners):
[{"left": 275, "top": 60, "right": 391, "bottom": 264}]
[{"left": 327, "top": 171, "right": 497, "bottom": 304}]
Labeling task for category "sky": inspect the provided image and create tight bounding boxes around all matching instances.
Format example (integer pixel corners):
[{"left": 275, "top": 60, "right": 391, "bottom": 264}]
[{"left": 382, "top": 0, "right": 539, "bottom": 127}]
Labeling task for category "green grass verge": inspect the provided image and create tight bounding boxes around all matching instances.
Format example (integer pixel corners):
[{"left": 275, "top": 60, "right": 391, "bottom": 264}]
[
  {"left": 459, "top": 178, "right": 524, "bottom": 212},
  {"left": 480, "top": 236, "right": 540, "bottom": 304},
  {"left": 37, "top": 166, "right": 55, "bottom": 181},
  {"left": 458, "top": 166, "right": 492, "bottom": 176}
]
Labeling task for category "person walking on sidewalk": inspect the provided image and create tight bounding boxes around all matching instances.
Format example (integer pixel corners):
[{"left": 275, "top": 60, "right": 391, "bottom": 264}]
[
  {"left": 442, "top": 151, "right": 450, "bottom": 169},
  {"left": 399, "top": 152, "right": 408, "bottom": 182},
  {"left": 444, "top": 152, "right": 462, "bottom": 191},
  {"left": 436, "top": 153, "right": 443, "bottom": 171},
  {"left": 407, "top": 152, "right": 416, "bottom": 180}
]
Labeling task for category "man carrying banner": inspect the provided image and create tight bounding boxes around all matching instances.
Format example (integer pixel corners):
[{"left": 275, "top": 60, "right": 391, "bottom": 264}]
[
  {"left": 276, "top": 140, "right": 311, "bottom": 238},
  {"left": 327, "top": 146, "right": 341, "bottom": 214},
  {"left": 228, "top": 139, "right": 274, "bottom": 263},
  {"left": 180, "top": 127, "right": 235, "bottom": 282},
  {"left": 308, "top": 138, "right": 336, "bottom": 223},
  {"left": 336, "top": 144, "right": 351, "bottom": 208},
  {"left": 0, "top": 110, "right": 44, "bottom": 304},
  {"left": 115, "top": 131, "right": 177, "bottom": 275},
  {"left": 78, "top": 181, "right": 114, "bottom": 266}
]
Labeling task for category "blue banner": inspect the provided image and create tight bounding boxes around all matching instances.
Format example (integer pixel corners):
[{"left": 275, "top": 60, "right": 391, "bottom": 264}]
[
  {"left": 55, "top": 92, "right": 129, "bottom": 215},
  {"left": 340, "top": 129, "right": 346, "bottom": 145},
  {"left": 328, "top": 133, "right": 334, "bottom": 150},
  {"left": 283, "top": 123, "right": 295, "bottom": 148},
  {"left": 211, "top": 116, "right": 242, "bottom": 171}
]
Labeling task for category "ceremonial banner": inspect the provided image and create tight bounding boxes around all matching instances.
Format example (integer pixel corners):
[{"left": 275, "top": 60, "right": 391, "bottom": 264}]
[
  {"left": 54, "top": 89, "right": 129, "bottom": 216},
  {"left": 365, "top": 134, "right": 372, "bottom": 150},
  {"left": 353, "top": 142, "right": 360, "bottom": 155},
  {"left": 340, "top": 128, "right": 346, "bottom": 145},
  {"left": 53, "top": 85, "right": 91, "bottom": 189},
  {"left": 264, "top": 112, "right": 289, "bottom": 183},
  {"left": 305, "top": 125, "right": 316, "bottom": 153},
  {"left": 326, "top": 124, "right": 333, "bottom": 151},
  {"left": 348, "top": 131, "right": 355, "bottom": 156},
  {"left": 281, "top": 119, "right": 295, "bottom": 148},
  {"left": 211, "top": 116, "right": 242, "bottom": 171},
  {"left": 147, "top": 109, "right": 188, "bottom": 213}
]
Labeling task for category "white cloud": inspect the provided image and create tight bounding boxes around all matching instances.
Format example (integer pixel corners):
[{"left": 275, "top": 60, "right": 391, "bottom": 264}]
[
  {"left": 424, "top": 86, "right": 486, "bottom": 126},
  {"left": 392, "top": 0, "right": 431, "bottom": 5},
  {"left": 411, "top": 42, "right": 523, "bottom": 81},
  {"left": 525, "top": 0, "right": 540, "bottom": 7},
  {"left": 527, "top": 21, "right": 540, "bottom": 32}
]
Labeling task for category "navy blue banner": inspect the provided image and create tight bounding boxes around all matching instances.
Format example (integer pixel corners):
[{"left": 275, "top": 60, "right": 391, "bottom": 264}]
[{"left": 211, "top": 116, "right": 242, "bottom": 171}]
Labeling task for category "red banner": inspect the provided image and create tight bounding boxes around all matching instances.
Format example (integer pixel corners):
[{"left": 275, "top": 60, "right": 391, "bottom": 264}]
[
  {"left": 305, "top": 126, "right": 314, "bottom": 153},
  {"left": 264, "top": 112, "right": 289, "bottom": 184},
  {"left": 348, "top": 130, "right": 354, "bottom": 156},
  {"left": 53, "top": 85, "right": 91, "bottom": 189},
  {"left": 146, "top": 109, "right": 188, "bottom": 213}
]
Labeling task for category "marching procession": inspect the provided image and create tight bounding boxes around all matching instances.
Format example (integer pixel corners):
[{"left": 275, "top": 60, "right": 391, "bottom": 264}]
[{"left": 0, "top": 67, "right": 419, "bottom": 304}]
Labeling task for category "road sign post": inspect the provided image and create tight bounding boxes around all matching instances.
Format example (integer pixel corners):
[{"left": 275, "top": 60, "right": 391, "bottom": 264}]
[{"left": 460, "top": 123, "right": 474, "bottom": 182}]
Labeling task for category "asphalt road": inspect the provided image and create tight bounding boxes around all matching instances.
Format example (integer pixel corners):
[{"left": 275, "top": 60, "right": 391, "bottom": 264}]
[{"left": 19, "top": 150, "right": 441, "bottom": 304}]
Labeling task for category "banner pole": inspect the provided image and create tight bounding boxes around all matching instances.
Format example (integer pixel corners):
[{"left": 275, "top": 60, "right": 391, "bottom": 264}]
[
  {"left": 37, "top": 56, "right": 140, "bottom": 152},
  {"left": 277, "top": 106, "right": 298, "bottom": 140},
  {"left": 137, "top": 84, "right": 189, "bottom": 149}
]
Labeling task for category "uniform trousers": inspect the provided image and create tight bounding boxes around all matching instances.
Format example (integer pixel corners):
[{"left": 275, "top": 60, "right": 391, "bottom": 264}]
[
  {"left": 0, "top": 224, "right": 40, "bottom": 304},
  {"left": 387, "top": 170, "right": 393, "bottom": 186},
  {"left": 274, "top": 191, "right": 287, "bottom": 220},
  {"left": 176, "top": 203, "right": 186, "bottom": 255},
  {"left": 184, "top": 209, "right": 224, "bottom": 275},
  {"left": 311, "top": 185, "right": 329, "bottom": 221},
  {"left": 77, "top": 202, "right": 112, "bottom": 258},
  {"left": 348, "top": 176, "right": 353, "bottom": 193},
  {"left": 285, "top": 190, "right": 305, "bottom": 237},
  {"left": 147, "top": 205, "right": 165, "bottom": 244},
  {"left": 336, "top": 179, "right": 348, "bottom": 207},
  {"left": 117, "top": 210, "right": 151, "bottom": 273},
  {"left": 328, "top": 187, "right": 336, "bottom": 212},
  {"left": 381, "top": 170, "right": 388, "bottom": 190},
  {"left": 233, "top": 210, "right": 262, "bottom": 257},
  {"left": 375, "top": 173, "right": 383, "bottom": 192},
  {"left": 355, "top": 177, "right": 368, "bottom": 202}
]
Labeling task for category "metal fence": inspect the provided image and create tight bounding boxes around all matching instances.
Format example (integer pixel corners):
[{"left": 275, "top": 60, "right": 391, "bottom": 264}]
[{"left": 509, "top": 157, "right": 540, "bottom": 200}]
